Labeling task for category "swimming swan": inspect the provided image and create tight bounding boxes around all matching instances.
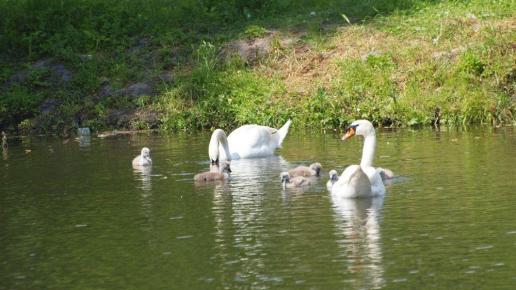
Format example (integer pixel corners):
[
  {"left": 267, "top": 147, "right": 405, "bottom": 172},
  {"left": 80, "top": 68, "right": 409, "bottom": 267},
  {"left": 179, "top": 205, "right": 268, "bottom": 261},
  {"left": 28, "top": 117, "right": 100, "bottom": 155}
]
[
  {"left": 330, "top": 120, "right": 386, "bottom": 198},
  {"left": 209, "top": 119, "right": 292, "bottom": 163},
  {"left": 194, "top": 161, "right": 231, "bottom": 182},
  {"left": 289, "top": 162, "right": 322, "bottom": 177},
  {"left": 280, "top": 172, "right": 314, "bottom": 189},
  {"left": 132, "top": 147, "right": 152, "bottom": 167}
]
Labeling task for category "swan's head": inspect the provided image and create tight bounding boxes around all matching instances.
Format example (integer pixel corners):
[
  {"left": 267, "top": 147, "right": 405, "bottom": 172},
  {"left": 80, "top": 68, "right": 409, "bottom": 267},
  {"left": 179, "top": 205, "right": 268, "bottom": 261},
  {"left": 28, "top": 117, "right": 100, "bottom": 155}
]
[
  {"left": 341, "top": 120, "right": 375, "bottom": 141},
  {"left": 141, "top": 147, "right": 151, "bottom": 158},
  {"left": 280, "top": 171, "right": 291, "bottom": 187},
  {"left": 329, "top": 169, "right": 339, "bottom": 183},
  {"left": 309, "top": 162, "right": 322, "bottom": 176}
]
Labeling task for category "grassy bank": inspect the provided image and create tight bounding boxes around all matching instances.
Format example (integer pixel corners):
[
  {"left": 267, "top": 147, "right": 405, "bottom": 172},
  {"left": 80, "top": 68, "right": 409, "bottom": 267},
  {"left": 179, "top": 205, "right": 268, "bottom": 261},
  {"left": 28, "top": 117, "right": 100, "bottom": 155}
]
[{"left": 0, "top": 0, "right": 514, "bottom": 134}]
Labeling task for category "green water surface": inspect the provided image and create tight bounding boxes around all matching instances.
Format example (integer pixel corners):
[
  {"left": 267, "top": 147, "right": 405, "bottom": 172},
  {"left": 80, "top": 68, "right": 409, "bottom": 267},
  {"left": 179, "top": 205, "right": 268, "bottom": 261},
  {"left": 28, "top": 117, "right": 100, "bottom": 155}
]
[{"left": 1, "top": 127, "right": 515, "bottom": 289}]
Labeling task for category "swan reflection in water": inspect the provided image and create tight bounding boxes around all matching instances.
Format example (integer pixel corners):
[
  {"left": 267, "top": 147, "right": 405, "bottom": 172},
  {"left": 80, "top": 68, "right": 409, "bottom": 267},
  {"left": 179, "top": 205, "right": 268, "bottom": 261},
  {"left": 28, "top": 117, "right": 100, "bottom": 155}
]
[
  {"left": 133, "top": 164, "right": 152, "bottom": 192},
  {"left": 331, "top": 195, "right": 385, "bottom": 289},
  {"left": 210, "top": 156, "right": 290, "bottom": 282},
  {"left": 227, "top": 156, "right": 289, "bottom": 186}
]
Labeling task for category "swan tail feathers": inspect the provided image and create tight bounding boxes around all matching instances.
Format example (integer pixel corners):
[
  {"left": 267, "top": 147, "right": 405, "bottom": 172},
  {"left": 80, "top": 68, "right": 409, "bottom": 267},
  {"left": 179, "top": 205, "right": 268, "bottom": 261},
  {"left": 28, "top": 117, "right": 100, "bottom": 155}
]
[{"left": 276, "top": 119, "right": 292, "bottom": 147}]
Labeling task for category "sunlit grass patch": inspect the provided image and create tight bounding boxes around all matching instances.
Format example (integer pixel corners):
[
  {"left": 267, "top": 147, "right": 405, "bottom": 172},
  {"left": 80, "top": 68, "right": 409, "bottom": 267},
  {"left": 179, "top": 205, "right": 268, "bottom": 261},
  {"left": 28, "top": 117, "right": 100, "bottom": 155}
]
[{"left": 1, "top": 0, "right": 514, "bottom": 132}]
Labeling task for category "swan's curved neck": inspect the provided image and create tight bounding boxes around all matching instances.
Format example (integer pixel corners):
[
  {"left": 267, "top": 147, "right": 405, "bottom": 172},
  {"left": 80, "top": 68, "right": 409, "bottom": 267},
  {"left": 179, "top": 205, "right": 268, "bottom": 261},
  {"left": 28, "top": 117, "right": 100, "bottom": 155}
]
[
  {"left": 209, "top": 129, "right": 231, "bottom": 162},
  {"left": 360, "top": 131, "right": 376, "bottom": 168}
]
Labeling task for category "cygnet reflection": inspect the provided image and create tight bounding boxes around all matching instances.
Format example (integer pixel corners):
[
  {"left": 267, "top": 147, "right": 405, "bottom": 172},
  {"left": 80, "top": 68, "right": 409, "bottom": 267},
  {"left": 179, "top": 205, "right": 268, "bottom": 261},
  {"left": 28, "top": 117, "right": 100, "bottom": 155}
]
[
  {"left": 79, "top": 135, "right": 91, "bottom": 148},
  {"left": 331, "top": 195, "right": 385, "bottom": 289},
  {"left": 133, "top": 164, "right": 152, "bottom": 192},
  {"left": 2, "top": 131, "right": 7, "bottom": 150}
]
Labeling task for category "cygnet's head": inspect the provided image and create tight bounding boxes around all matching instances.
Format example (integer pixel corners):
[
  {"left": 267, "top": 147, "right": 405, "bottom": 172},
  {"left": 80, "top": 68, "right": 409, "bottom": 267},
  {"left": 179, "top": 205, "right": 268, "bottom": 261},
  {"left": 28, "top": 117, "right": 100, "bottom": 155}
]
[
  {"left": 141, "top": 147, "right": 151, "bottom": 158},
  {"left": 280, "top": 172, "right": 291, "bottom": 185},
  {"left": 329, "top": 169, "right": 339, "bottom": 182},
  {"left": 309, "top": 162, "right": 322, "bottom": 176},
  {"left": 341, "top": 120, "right": 375, "bottom": 141},
  {"left": 219, "top": 161, "right": 232, "bottom": 173}
]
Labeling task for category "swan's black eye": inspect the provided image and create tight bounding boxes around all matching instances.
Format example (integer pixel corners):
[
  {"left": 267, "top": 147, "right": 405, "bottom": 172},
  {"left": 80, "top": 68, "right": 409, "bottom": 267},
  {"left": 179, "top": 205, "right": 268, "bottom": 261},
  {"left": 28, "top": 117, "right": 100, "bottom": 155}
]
[{"left": 345, "top": 124, "right": 359, "bottom": 131}]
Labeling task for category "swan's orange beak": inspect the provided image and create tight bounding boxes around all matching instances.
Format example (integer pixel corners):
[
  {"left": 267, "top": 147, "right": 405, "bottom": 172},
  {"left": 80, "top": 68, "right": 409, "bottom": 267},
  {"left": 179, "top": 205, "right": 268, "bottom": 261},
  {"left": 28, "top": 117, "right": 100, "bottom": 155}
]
[{"left": 341, "top": 127, "right": 355, "bottom": 141}]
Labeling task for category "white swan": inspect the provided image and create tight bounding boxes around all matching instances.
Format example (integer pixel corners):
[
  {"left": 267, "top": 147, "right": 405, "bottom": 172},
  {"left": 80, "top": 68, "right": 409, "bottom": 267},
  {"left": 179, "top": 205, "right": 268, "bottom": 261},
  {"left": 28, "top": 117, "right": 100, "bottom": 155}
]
[
  {"left": 132, "top": 147, "right": 152, "bottom": 167},
  {"left": 330, "top": 120, "right": 386, "bottom": 198},
  {"left": 209, "top": 119, "right": 292, "bottom": 163}
]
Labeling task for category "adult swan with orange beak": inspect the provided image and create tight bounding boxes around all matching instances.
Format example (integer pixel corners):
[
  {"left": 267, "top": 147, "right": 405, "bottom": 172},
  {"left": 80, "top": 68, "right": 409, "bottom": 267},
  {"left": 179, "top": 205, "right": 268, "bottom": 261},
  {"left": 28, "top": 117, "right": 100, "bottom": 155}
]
[{"left": 328, "top": 120, "right": 390, "bottom": 198}]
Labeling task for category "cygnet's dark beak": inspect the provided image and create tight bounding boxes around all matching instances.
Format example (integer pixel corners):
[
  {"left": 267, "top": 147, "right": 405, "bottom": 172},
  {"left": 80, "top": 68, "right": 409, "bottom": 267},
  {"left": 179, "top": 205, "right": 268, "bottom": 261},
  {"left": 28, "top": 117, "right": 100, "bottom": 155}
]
[{"left": 281, "top": 175, "right": 289, "bottom": 184}]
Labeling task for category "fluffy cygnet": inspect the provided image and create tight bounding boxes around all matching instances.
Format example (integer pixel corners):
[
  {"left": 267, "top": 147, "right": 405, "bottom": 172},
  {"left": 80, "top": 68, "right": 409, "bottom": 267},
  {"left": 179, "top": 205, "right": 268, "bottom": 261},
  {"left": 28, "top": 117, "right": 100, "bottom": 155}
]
[
  {"left": 194, "top": 161, "right": 231, "bottom": 182},
  {"left": 132, "top": 147, "right": 152, "bottom": 166},
  {"left": 326, "top": 169, "right": 339, "bottom": 190},
  {"left": 280, "top": 171, "right": 313, "bottom": 189},
  {"left": 377, "top": 167, "right": 394, "bottom": 180},
  {"left": 288, "top": 162, "right": 322, "bottom": 177}
]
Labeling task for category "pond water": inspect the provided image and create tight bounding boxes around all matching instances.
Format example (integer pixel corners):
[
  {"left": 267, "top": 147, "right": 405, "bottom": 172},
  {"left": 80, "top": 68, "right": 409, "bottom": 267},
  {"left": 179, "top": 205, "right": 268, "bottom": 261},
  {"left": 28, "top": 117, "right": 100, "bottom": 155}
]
[{"left": 1, "top": 127, "right": 515, "bottom": 289}]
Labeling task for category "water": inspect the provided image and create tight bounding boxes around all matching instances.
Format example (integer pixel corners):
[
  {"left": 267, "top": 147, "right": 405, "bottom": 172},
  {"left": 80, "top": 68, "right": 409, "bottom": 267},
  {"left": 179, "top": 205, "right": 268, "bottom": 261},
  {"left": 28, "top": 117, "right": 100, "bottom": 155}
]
[{"left": 1, "top": 127, "right": 515, "bottom": 289}]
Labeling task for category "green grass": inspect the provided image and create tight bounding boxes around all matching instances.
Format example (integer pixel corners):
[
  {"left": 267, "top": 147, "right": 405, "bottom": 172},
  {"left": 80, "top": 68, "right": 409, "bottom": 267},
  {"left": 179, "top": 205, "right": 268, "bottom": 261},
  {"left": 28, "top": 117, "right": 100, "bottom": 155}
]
[{"left": 0, "top": 0, "right": 514, "bottom": 133}]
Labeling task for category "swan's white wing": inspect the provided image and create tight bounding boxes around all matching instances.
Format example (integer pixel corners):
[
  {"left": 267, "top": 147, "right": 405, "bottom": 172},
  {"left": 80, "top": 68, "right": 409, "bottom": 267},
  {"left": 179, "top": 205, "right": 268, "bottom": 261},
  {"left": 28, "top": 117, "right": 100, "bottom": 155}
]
[
  {"left": 331, "top": 165, "right": 372, "bottom": 198},
  {"left": 227, "top": 124, "right": 279, "bottom": 159},
  {"left": 363, "top": 166, "right": 386, "bottom": 197}
]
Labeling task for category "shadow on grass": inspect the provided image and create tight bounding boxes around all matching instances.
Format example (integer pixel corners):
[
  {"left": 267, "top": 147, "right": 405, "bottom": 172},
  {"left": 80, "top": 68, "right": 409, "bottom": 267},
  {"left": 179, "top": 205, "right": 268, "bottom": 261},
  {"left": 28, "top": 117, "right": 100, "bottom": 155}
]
[
  {"left": 0, "top": 0, "right": 451, "bottom": 132},
  {"left": 0, "top": 0, "right": 442, "bottom": 58}
]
